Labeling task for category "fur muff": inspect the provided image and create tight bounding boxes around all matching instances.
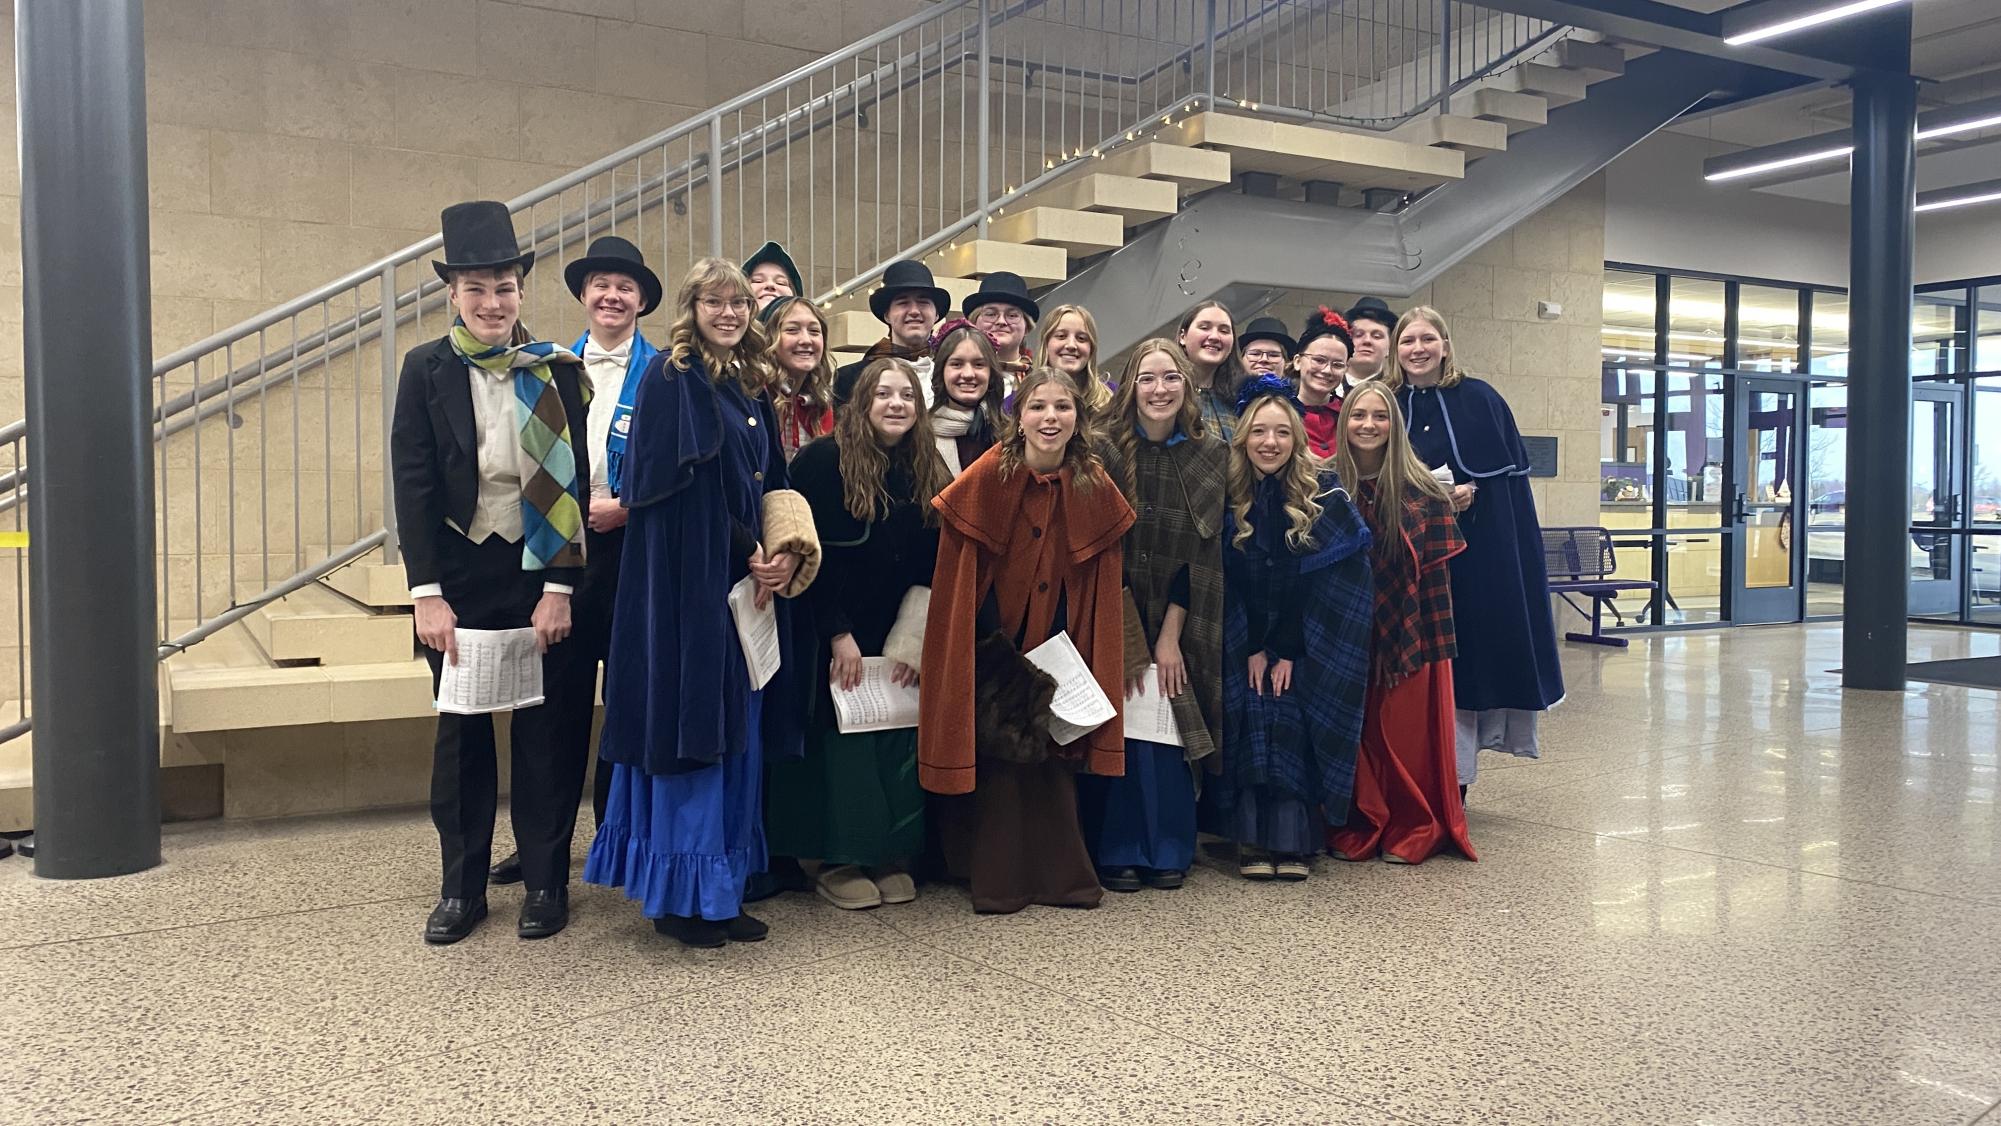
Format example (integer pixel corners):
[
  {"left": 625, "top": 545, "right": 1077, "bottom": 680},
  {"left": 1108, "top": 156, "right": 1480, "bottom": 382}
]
[{"left": 973, "top": 631, "right": 1056, "bottom": 764}]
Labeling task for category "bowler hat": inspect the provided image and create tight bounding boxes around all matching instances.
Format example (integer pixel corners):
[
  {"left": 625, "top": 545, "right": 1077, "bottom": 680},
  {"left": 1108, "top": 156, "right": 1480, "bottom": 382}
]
[
  {"left": 432, "top": 201, "right": 534, "bottom": 283},
  {"left": 962, "top": 271, "right": 1040, "bottom": 322},
  {"left": 1345, "top": 295, "right": 1398, "bottom": 330},
  {"left": 1238, "top": 316, "right": 1298, "bottom": 357},
  {"left": 742, "top": 241, "right": 804, "bottom": 297},
  {"left": 870, "top": 260, "right": 952, "bottom": 324},
  {"left": 563, "top": 236, "right": 663, "bottom": 315}
]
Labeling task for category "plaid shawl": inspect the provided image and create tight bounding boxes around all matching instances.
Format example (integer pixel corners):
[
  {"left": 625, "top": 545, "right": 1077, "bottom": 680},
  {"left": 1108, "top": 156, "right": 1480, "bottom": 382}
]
[
  {"left": 449, "top": 320, "right": 586, "bottom": 570},
  {"left": 1102, "top": 431, "right": 1228, "bottom": 762},
  {"left": 1221, "top": 472, "right": 1375, "bottom": 818},
  {"left": 1358, "top": 479, "right": 1465, "bottom": 686}
]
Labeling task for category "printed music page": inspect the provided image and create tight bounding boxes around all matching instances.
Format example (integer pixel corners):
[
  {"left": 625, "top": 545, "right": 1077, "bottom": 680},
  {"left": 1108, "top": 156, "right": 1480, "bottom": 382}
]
[
  {"left": 831, "top": 657, "right": 921, "bottom": 734},
  {"left": 1023, "top": 630, "right": 1117, "bottom": 745},
  {"left": 727, "top": 575, "right": 782, "bottom": 691},
  {"left": 1122, "top": 664, "right": 1183, "bottom": 747},
  {"left": 434, "top": 628, "right": 544, "bottom": 715}
]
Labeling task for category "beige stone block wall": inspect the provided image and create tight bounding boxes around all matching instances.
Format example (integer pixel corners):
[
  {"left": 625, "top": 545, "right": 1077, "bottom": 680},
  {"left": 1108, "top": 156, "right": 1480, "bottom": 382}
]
[{"left": 1260, "top": 174, "right": 1608, "bottom": 529}]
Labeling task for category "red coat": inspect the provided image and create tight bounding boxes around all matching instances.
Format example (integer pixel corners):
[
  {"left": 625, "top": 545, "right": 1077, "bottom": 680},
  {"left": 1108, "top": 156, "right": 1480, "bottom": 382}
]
[{"left": 918, "top": 447, "right": 1135, "bottom": 794}]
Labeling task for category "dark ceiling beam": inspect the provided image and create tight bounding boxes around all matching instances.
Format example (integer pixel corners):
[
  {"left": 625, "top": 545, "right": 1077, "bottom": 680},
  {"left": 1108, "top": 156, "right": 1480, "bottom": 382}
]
[{"left": 1466, "top": 0, "right": 1913, "bottom": 82}]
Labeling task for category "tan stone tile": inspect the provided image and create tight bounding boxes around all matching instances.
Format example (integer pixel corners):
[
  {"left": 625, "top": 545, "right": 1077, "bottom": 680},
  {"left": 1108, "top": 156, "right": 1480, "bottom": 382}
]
[
  {"left": 337, "top": 0, "right": 481, "bottom": 76},
  {"left": 221, "top": 722, "right": 345, "bottom": 818},
  {"left": 151, "top": 212, "right": 265, "bottom": 302},
  {"left": 516, "top": 85, "right": 667, "bottom": 159},
  {"left": 0, "top": 100, "right": 14, "bottom": 199},
  {"left": 390, "top": 69, "right": 520, "bottom": 159},
  {"left": 593, "top": 18, "right": 710, "bottom": 104},
  {"left": 1428, "top": 261, "right": 1493, "bottom": 321},
  {"left": 152, "top": 295, "right": 219, "bottom": 358},
  {"left": 743, "top": 0, "right": 851, "bottom": 54},
  {"left": 474, "top": 156, "right": 585, "bottom": 203},
  {"left": 633, "top": 0, "right": 743, "bottom": 37},
  {"left": 260, "top": 54, "right": 398, "bottom": 146},
  {"left": 507, "top": 0, "right": 636, "bottom": 16},
  {"left": 704, "top": 38, "right": 821, "bottom": 103},
  {"left": 1513, "top": 212, "right": 1573, "bottom": 272},
  {"left": 256, "top": 221, "right": 426, "bottom": 304},
  {"left": 842, "top": 0, "right": 933, "bottom": 44},
  {"left": 350, "top": 146, "right": 482, "bottom": 233},
  {"left": 145, "top": 0, "right": 316, "bottom": 52},
  {"left": 144, "top": 41, "right": 269, "bottom": 132},
  {"left": 339, "top": 716, "right": 436, "bottom": 807},
  {"left": 147, "top": 121, "right": 212, "bottom": 214},
  {"left": 476, "top": 1, "right": 599, "bottom": 93},
  {"left": 211, "top": 130, "right": 351, "bottom": 225},
  {"left": 1510, "top": 318, "right": 1570, "bottom": 376}
]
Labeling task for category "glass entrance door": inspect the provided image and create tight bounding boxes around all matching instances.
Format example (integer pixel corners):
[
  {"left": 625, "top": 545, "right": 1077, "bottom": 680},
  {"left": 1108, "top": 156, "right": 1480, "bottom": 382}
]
[
  {"left": 1732, "top": 378, "right": 1805, "bottom": 623},
  {"left": 1910, "top": 384, "right": 1967, "bottom": 617}
]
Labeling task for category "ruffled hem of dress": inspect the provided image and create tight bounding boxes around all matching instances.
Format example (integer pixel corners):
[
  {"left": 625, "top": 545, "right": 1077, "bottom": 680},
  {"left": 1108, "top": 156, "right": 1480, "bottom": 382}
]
[{"left": 584, "top": 823, "right": 762, "bottom": 922}]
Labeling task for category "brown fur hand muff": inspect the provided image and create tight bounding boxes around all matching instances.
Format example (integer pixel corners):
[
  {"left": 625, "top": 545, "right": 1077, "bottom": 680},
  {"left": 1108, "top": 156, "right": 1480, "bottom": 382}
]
[{"left": 972, "top": 631, "right": 1057, "bottom": 765}]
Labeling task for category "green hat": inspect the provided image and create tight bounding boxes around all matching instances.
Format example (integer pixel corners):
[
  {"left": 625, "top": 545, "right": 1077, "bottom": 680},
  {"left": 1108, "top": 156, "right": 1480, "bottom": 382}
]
[{"left": 742, "top": 241, "right": 804, "bottom": 296}]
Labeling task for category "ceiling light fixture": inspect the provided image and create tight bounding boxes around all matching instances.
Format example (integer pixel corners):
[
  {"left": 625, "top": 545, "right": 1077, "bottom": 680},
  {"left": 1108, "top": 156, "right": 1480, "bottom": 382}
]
[
  {"left": 1723, "top": 0, "right": 1907, "bottom": 46},
  {"left": 1703, "top": 95, "right": 2001, "bottom": 183},
  {"left": 1915, "top": 180, "right": 2001, "bottom": 213}
]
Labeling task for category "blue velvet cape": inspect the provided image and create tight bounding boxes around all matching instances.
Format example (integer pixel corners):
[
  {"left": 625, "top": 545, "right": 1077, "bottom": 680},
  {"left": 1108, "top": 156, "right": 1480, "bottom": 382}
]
[
  {"left": 598, "top": 351, "right": 813, "bottom": 775},
  {"left": 1399, "top": 377, "right": 1564, "bottom": 712}
]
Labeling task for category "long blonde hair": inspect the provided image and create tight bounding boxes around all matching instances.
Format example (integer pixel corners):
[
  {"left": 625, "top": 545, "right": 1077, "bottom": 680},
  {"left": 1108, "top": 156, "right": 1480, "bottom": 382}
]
[
  {"left": 760, "top": 294, "right": 836, "bottom": 410},
  {"left": 1102, "top": 338, "right": 1205, "bottom": 499},
  {"left": 998, "top": 367, "right": 1101, "bottom": 492},
  {"left": 834, "top": 358, "right": 950, "bottom": 525},
  {"left": 1228, "top": 395, "right": 1325, "bottom": 550},
  {"left": 1331, "top": 381, "right": 1451, "bottom": 530},
  {"left": 1036, "top": 304, "right": 1112, "bottom": 414},
  {"left": 667, "top": 257, "right": 770, "bottom": 393},
  {"left": 1381, "top": 304, "right": 1466, "bottom": 390}
]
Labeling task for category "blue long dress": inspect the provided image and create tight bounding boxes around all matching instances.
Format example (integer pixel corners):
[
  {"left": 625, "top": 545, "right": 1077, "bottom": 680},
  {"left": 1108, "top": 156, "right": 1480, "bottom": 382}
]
[
  {"left": 585, "top": 353, "right": 811, "bottom": 921},
  {"left": 1399, "top": 378, "right": 1565, "bottom": 783}
]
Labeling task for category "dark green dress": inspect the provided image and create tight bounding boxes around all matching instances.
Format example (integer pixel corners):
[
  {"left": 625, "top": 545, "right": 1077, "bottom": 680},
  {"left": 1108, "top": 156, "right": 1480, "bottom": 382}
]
[{"left": 765, "top": 435, "right": 939, "bottom": 867}]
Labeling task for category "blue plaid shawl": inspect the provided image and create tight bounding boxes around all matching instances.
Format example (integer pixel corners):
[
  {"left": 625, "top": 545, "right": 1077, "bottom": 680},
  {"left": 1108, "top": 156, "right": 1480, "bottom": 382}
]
[{"left": 1221, "top": 471, "right": 1375, "bottom": 822}]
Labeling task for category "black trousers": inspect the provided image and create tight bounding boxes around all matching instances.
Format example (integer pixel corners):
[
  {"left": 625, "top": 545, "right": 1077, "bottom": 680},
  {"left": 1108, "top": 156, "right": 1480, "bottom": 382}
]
[
  {"left": 548, "top": 524, "right": 624, "bottom": 835},
  {"left": 423, "top": 534, "right": 592, "bottom": 900}
]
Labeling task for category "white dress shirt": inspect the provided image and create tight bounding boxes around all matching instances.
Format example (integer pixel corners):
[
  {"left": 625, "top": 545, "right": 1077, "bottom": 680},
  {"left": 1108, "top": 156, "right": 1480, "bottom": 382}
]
[
  {"left": 581, "top": 333, "right": 633, "bottom": 500},
  {"left": 409, "top": 357, "right": 574, "bottom": 599}
]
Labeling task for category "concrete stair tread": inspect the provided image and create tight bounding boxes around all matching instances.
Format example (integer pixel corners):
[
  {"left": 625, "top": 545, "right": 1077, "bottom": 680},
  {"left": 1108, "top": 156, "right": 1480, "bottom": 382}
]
[
  {"left": 246, "top": 583, "right": 412, "bottom": 667},
  {"left": 319, "top": 559, "right": 414, "bottom": 608},
  {"left": 1486, "top": 63, "right": 1586, "bottom": 107},
  {"left": 1176, "top": 111, "right": 1464, "bottom": 191},
  {"left": 1025, "top": 173, "right": 1179, "bottom": 226},
  {"left": 1097, "top": 141, "right": 1230, "bottom": 186},
  {"left": 987, "top": 206, "right": 1125, "bottom": 257},
  {"left": 1389, "top": 114, "right": 1509, "bottom": 157},
  {"left": 169, "top": 655, "right": 434, "bottom": 733},
  {"left": 1541, "top": 38, "right": 1625, "bottom": 82},
  {"left": 927, "top": 239, "right": 1068, "bottom": 285},
  {"left": 1451, "top": 87, "right": 1548, "bottom": 132}
]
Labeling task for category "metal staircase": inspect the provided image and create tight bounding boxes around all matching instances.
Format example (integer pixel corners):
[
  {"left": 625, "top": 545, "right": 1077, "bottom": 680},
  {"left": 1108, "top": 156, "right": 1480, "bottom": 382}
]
[{"left": 0, "top": 0, "right": 1689, "bottom": 818}]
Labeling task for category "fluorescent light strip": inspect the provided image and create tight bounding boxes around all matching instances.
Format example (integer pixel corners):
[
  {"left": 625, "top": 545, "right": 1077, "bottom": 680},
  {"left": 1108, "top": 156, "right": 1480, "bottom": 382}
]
[
  {"left": 1917, "top": 114, "right": 2001, "bottom": 140},
  {"left": 1706, "top": 145, "right": 1853, "bottom": 182},
  {"left": 1724, "top": 0, "right": 1907, "bottom": 46},
  {"left": 1916, "top": 189, "right": 2001, "bottom": 213}
]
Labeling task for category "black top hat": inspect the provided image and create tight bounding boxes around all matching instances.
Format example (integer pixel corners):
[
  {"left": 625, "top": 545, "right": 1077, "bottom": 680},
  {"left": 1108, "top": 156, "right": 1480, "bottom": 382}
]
[
  {"left": 432, "top": 201, "right": 535, "bottom": 283},
  {"left": 742, "top": 241, "right": 804, "bottom": 297},
  {"left": 961, "top": 271, "right": 1040, "bottom": 322},
  {"left": 563, "top": 236, "right": 663, "bottom": 316},
  {"left": 870, "top": 260, "right": 952, "bottom": 324},
  {"left": 1345, "top": 296, "right": 1398, "bottom": 330},
  {"left": 1238, "top": 316, "right": 1298, "bottom": 357}
]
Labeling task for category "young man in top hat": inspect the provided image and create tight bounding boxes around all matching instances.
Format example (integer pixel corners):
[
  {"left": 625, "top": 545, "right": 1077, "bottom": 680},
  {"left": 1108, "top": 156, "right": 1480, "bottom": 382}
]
[
  {"left": 488, "top": 234, "right": 662, "bottom": 889},
  {"left": 1344, "top": 296, "right": 1398, "bottom": 386},
  {"left": 743, "top": 241, "right": 803, "bottom": 313},
  {"left": 834, "top": 258, "right": 949, "bottom": 404},
  {"left": 962, "top": 271, "right": 1038, "bottom": 392},
  {"left": 1238, "top": 316, "right": 1297, "bottom": 380},
  {"left": 391, "top": 201, "right": 594, "bottom": 945}
]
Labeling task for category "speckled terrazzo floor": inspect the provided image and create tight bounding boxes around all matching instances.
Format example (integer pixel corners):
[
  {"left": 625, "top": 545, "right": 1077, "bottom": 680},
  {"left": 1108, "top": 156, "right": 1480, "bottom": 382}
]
[{"left": 4, "top": 622, "right": 2001, "bottom": 1125}]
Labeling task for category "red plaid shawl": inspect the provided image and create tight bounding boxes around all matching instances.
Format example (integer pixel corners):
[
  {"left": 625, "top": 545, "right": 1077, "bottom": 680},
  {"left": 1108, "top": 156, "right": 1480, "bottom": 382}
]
[{"left": 1358, "top": 480, "right": 1465, "bottom": 687}]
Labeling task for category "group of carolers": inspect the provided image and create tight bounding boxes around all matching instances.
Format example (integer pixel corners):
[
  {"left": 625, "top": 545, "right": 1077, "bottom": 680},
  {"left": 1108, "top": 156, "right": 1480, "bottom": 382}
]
[{"left": 392, "top": 200, "right": 1566, "bottom": 948}]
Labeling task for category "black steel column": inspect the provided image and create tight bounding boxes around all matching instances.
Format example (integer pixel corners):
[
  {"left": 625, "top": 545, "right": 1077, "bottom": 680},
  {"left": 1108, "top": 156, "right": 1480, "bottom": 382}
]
[
  {"left": 1841, "top": 69, "right": 1918, "bottom": 691},
  {"left": 19, "top": 0, "right": 161, "bottom": 876}
]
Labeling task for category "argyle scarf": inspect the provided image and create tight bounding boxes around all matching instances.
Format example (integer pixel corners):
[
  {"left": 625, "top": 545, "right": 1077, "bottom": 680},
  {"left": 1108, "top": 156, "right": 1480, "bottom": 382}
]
[{"left": 448, "top": 320, "right": 588, "bottom": 570}]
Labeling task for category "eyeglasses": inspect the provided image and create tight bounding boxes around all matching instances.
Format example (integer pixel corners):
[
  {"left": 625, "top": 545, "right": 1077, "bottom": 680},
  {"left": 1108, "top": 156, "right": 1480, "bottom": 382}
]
[
  {"left": 972, "top": 306, "right": 1027, "bottom": 326},
  {"left": 1133, "top": 372, "right": 1185, "bottom": 388},
  {"left": 697, "top": 296, "right": 752, "bottom": 314},
  {"left": 1242, "top": 348, "right": 1287, "bottom": 362},
  {"left": 1297, "top": 354, "right": 1349, "bottom": 372}
]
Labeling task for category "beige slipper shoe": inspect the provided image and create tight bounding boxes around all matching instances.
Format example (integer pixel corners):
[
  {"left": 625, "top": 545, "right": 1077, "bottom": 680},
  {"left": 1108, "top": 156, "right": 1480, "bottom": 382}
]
[{"left": 815, "top": 863, "right": 883, "bottom": 909}]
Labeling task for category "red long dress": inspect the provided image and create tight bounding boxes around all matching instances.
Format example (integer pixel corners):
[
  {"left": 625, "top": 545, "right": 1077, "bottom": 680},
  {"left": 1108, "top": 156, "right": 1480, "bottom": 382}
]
[{"left": 1330, "top": 480, "right": 1477, "bottom": 864}]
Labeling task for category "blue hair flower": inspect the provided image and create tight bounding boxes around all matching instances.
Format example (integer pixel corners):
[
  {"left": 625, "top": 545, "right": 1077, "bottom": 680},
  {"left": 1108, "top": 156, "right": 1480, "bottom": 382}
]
[{"left": 1235, "top": 372, "right": 1305, "bottom": 417}]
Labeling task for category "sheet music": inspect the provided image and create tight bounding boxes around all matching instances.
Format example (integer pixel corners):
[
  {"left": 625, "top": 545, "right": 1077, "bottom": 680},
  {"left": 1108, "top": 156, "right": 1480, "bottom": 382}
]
[
  {"left": 831, "top": 657, "right": 922, "bottom": 734},
  {"left": 1023, "top": 631, "right": 1117, "bottom": 746},
  {"left": 1121, "top": 663, "right": 1183, "bottom": 747},
  {"left": 728, "top": 575, "right": 782, "bottom": 691},
  {"left": 433, "top": 628, "right": 544, "bottom": 715}
]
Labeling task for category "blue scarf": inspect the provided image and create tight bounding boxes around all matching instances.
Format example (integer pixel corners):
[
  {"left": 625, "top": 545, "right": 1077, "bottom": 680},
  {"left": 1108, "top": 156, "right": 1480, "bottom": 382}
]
[{"left": 572, "top": 329, "right": 659, "bottom": 498}]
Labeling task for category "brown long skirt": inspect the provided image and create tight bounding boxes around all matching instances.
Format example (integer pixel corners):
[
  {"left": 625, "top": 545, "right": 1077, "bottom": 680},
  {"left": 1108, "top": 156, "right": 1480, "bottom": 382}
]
[{"left": 936, "top": 758, "right": 1103, "bottom": 914}]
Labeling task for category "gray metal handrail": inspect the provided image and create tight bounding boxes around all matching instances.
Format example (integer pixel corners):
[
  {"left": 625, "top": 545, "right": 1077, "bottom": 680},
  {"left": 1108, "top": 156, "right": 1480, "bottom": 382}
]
[{"left": 0, "top": 0, "right": 1569, "bottom": 746}]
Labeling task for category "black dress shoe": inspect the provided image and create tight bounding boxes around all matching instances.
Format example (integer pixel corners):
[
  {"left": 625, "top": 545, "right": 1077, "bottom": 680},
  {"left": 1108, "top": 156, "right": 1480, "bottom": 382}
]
[
  {"left": 1143, "top": 868, "right": 1186, "bottom": 890},
  {"left": 653, "top": 914, "right": 728, "bottom": 948},
  {"left": 489, "top": 852, "right": 524, "bottom": 886},
  {"left": 1099, "top": 866, "right": 1142, "bottom": 892},
  {"left": 424, "top": 897, "right": 488, "bottom": 945},
  {"left": 725, "top": 912, "right": 769, "bottom": 942},
  {"left": 517, "top": 889, "right": 569, "bottom": 939}
]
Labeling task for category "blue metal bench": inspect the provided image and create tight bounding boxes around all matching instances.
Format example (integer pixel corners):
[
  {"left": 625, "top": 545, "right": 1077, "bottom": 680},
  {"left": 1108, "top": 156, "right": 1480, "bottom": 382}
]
[{"left": 1543, "top": 527, "right": 1658, "bottom": 648}]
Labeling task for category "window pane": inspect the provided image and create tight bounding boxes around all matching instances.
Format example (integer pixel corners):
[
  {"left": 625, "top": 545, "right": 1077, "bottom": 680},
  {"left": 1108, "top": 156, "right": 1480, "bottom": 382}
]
[
  {"left": 1811, "top": 291, "right": 1850, "bottom": 376},
  {"left": 1602, "top": 270, "right": 1658, "bottom": 363},
  {"left": 1977, "top": 285, "right": 2001, "bottom": 373},
  {"left": 1669, "top": 278, "right": 1726, "bottom": 368},
  {"left": 1738, "top": 285, "right": 1801, "bottom": 372},
  {"left": 1806, "top": 383, "right": 1847, "bottom": 616},
  {"left": 1975, "top": 532, "right": 2001, "bottom": 624},
  {"left": 1600, "top": 365, "right": 1653, "bottom": 526},
  {"left": 1663, "top": 371, "right": 1725, "bottom": 518},
  {"left": 1663, "top": 532, "right": 1726, "bottom": 624},
  {"left": 1912, "top": 291, "right": 1966, "bottom": 376}
]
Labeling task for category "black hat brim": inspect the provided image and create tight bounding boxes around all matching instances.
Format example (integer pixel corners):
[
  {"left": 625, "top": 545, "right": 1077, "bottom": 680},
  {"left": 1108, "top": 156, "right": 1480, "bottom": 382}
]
[
  {"left": 742, "top": 242, "right": 805, "bottom": 296},
  {"left": 433, "top": 250, "right": 536, "bottom": 285},
  {"left": 872, "top": 285, "right": 953, "bottom": 324},
  {"left": 962, "top": 291, "right": 1040, "bottom": 322},
  {"left": 1239, "top": 329, "right": 1298, "bottom": 355},
  {"left": 563, "top": 255, "right": 664, "bottom": 316}
]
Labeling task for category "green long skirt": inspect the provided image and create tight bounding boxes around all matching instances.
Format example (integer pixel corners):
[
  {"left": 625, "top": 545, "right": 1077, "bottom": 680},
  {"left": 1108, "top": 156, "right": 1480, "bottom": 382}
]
[{"left": 765, "top": 727, "right": 925, "bottom": 869}]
